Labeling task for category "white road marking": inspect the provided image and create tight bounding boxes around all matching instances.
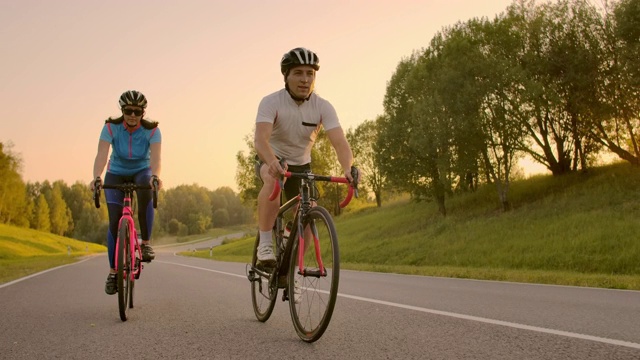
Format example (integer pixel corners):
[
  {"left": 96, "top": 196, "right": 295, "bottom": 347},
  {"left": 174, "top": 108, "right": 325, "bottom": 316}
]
[
  {"left": 160, "top": 260, "right": 640, "bottom": 350},
  {"left": 0, "top": 257, "right": 92, "bottom": 288},
  {"left": 338, "top": 292, "right": 640, "bottom": 350}
]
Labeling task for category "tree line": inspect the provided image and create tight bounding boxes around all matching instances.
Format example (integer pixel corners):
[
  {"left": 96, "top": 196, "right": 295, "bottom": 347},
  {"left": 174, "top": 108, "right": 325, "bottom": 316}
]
[
  {"left": 236, "top": 0, "right": 640, "bottom": 216},
  {"left": 0, "top": 142, "right": 252, "bottom": 244}
]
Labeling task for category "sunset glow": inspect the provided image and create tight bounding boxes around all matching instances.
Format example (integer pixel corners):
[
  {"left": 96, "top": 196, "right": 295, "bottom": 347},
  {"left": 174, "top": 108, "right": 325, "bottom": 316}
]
[{"left": 0, "top": 0, "right": 517, "bottom": 191}]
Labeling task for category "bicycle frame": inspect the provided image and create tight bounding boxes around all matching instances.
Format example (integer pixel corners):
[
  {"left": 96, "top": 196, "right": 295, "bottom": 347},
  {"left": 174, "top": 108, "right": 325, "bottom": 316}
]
[
  {"left": 114, "top": 193, "right": 142, "bottom": 281},
  {"left": 94, "top": 182, "right": 158, "bottom": 278},
  {"left": 271, "top": 171, "right": 354, "bottom": 279}
]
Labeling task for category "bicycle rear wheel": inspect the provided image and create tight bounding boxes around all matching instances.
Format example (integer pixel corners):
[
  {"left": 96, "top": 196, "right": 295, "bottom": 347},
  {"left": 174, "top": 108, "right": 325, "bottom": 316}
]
[
  {"left": 288, "top": 206, "right": 339, "bottom": 342},
  {"left": 250, "top": 233, "right": 277, "bottom": 322},
  {"left": 117, "top": 219, "right": 131, "bottom": 321}
]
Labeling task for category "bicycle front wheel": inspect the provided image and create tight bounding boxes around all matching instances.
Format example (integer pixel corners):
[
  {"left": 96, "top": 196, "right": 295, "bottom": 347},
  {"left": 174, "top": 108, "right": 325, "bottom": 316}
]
[
  {"left": 117, "top": 218, "right": 131, "bottom": 321},
  {"left": 288, "top": 206, "right": 339, "bottom": 342},
  {"left": 250, "top": 233, "right": 277, "bottom": 322}
]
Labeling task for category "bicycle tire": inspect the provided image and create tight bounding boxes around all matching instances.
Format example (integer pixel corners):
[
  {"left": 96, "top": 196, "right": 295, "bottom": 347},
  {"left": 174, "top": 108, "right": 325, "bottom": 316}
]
[
  {"left": 126, "top": 232, "right": 134, "bottom": 309},
  {"left": 288, "top": 206, "right": 339, "bottom": 342},
  {"left": 117, "top": 218, "right": 131, "bottom": 321},
  {"left": 250, "top": 233, "right": 277, "bottom": 322},
  {"left": 129, "top": 266, "right": 135, "bottom": 309}
]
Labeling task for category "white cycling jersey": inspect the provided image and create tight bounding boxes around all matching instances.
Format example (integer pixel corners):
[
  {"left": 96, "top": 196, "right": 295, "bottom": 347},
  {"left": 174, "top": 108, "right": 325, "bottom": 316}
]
[{"left": 255, "top": 89, "right": 341, "bottom": 165}]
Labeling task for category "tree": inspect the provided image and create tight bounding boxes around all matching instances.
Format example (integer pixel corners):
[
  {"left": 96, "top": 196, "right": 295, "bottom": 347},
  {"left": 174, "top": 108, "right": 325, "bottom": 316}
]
[
  {"left": 212, "top": 208, "right": 230, "bottom": 227},
  {"left": 590, "top": 0, "right": 640, "bottom": 165},
  {"left": 472, "top": 15, "right": 532, "bottom": 210},
  {"left": 64, "top": 181, "right": 107, "bottom": 243},
  {"left": 378, "top": 54, "right": 449, "bottom": 214},
  {"left": 167, "top": 218, "right": 182, "bottom": 235},
  {"left": 235, "top": 133, "right": 261, "bottom": 207},
  {"left": 0, "top": 142, "right": 29, "bottom": 226},
  {"left": 62, "top": 182, "right": 93, "bottom": 237},
  {"left": 73, "top": 201, "right": 108, "bottom": 244},
  {"left": 613, "top": 0, "right": 640, "bottom": 91},
  {"left": 41, "top": 181, "right": 73, "bottom": 236},
  {"left": 424, "top": 22, "right": 490, "bottom": 199},
  {"left": 347, "top": 118, "right": 386, "bottom": 207},
  {"left": 33, "top": 194, "right": 51, "bottom": 232},
  {"left": 158, "top": 184, "right": 212, "bottom": 235},
  {"left": 187, "top": 212, "right": 211, "bottom": 234},
  {"left": 211, "top": 186, "right": 252, "bottom": 225},
  {"left": 496, "top": 0, "right": 606, "bottom": 175}
]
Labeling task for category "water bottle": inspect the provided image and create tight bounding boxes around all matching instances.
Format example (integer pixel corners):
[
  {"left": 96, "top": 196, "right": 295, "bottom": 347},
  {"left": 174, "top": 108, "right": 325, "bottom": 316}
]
[{"left": 283, "top": 221, "right": 292, "bottom": 248}]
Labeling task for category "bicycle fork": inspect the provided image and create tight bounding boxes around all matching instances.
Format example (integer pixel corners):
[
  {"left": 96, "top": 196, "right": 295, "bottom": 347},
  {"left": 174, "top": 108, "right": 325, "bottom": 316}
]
[{"left": 296, "top": 219, "right": 327, "bottom": 278}]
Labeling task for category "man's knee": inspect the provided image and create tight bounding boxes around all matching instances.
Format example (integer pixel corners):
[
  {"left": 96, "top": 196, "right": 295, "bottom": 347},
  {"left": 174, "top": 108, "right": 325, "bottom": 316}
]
[{"left": 259, "top": 165, "right": 276, "bottom": 185}]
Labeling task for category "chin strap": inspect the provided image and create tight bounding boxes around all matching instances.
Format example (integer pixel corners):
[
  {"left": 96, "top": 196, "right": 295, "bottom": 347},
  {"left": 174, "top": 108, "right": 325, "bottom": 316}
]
[{"left": 285, "top": 84, "right": 312, "bottom": 102}]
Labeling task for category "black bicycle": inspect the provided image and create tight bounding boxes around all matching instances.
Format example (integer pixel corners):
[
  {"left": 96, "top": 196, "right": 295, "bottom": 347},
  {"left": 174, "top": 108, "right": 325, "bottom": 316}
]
[
  {"left": 94, "top": 180, "right": 158, "bottom": 321},
  {"left": 246, "top": 165, "right": 358, "bottom": 342}
]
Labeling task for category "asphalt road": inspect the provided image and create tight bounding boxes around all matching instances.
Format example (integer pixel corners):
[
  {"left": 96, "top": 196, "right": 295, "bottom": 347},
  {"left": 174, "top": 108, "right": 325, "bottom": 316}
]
[{"left": 1, "top": 241, "right": 639, "bottom": 360}]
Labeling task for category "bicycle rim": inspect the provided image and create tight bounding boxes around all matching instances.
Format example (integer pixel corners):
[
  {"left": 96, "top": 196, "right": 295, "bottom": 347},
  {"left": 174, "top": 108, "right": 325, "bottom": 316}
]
[
  {"left": 250, "top": 233, "right": 277, "bottom": 322},
  {"left": 288, "top": 206, "right": 339, "bottom": 342},
  {"left": 117, "top": 219, "right": 130, "bottom": 321}
]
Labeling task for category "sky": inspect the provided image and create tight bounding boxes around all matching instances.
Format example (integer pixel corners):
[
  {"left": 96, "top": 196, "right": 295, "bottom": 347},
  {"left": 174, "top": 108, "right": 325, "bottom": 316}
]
[{"left": 0, "top": 0, "right": 528, "bottom": 192}]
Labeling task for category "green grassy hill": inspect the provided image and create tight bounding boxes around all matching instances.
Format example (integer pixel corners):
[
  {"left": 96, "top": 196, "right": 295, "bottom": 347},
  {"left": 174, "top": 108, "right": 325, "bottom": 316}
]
[
  {"left": 0, "top": 224, "right": 106, "bottom": 283},
  {"left": 189, "top": 162, "right": 640, "bottom": 290}
]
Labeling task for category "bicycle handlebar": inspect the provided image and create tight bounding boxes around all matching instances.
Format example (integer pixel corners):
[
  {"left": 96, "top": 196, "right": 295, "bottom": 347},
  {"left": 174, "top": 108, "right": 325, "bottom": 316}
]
[
  {"left": 93, "top": 181, "right": 159, "bottom": 209},
  {"left": 268, "top": 171, "right": 357, "bottom": 208}
]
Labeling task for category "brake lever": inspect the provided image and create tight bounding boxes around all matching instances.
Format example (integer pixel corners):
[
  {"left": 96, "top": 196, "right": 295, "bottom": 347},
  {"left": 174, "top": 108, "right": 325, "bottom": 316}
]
[{"left": 350, "top": 166, "right": 360, "bottom": 198}]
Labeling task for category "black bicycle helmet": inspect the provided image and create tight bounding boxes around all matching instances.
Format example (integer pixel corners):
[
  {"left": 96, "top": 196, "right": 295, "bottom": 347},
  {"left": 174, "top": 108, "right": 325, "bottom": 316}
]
[
  {"left": 119, "top": 90, "right": 148, "bottom": 109},
  {"left": 280, "top": 47, "right": 320, "bottom": 76}
]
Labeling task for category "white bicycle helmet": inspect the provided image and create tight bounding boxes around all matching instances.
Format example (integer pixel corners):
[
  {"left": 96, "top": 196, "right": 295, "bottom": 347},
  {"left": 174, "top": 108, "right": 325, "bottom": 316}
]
[{"left": 280, "top": 47, "right": 320, "bottom": 75}]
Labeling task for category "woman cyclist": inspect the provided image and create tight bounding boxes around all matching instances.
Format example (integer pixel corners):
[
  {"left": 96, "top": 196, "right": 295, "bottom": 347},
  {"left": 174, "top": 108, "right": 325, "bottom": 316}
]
[{"left": 91, "top": 90, "right": 163, "bottom": 295}]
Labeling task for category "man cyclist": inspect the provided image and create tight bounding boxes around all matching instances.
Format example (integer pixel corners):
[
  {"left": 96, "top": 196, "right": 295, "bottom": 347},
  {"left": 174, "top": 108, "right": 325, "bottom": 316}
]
[
  {"left": 254, "top": 47, "right": 356, "bottom": 264},
  {"left": 91, "top": 90, "right": 162, "bottom": 295}
]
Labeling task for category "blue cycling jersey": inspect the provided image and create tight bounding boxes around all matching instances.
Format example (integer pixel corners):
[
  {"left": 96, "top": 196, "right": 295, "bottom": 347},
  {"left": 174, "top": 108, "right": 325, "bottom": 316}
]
[{"left": 99, "top": 122, "right": 162, "bottom": 175}]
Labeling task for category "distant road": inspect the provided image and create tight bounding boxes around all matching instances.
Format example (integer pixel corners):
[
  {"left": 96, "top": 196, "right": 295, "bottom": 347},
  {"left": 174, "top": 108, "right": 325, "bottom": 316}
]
[
  {"left": 1, "top": 242, "right": 639, "bottom": 359},
  {"left": 158, "top": 232, "right": 246, "bottom": 253}
]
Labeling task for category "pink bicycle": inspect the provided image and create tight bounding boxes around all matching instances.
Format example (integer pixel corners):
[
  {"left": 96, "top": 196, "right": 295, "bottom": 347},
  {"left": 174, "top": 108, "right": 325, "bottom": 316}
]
[{"left": 94, "top": 181, "right": 158, "bottom": 321}]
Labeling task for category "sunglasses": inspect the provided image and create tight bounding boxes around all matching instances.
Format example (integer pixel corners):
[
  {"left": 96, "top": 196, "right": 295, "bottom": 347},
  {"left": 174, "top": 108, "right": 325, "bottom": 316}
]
[{"left": 122, "top": 108, "right": 144, "bottom": 116}]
